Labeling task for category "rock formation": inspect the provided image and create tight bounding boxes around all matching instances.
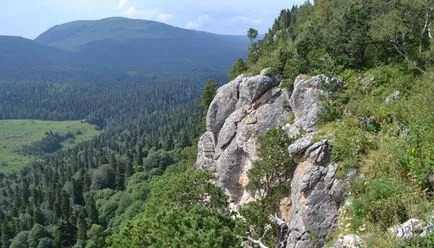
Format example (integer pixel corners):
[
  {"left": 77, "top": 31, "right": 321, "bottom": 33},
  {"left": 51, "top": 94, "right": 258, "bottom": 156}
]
[
  {"left": 195, "top": 69, "right": 292, "bottom": 205},
  {"left": 195, "top": 71, "right": 346, "bottom": 247},
  {"left": 283, "top": 76, "right": 348, "bottom": 248},
  {"left": 333, "top": 234, "right": 366, "bottom": 248}
]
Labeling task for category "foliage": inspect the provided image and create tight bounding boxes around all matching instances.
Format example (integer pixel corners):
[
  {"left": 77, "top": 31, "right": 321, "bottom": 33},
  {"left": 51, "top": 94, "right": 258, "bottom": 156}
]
[
  {"left": 240, "top": 127, "right": 296, "bottom": 246},
  {"left": 19, "top": 131, "right": 75, "bottom": 156},
  {"left": 228, "top": 58, "right": 248, "bottom": 79},
  {"left": 247, "top": 127, "right": 295, "bottom": 196},
  {"left": 199, "top": 80, "right": 219, "bottom": 114},
  {"left": 239, "top": 0, "right": 433, "bottom": 78},
  {"left": 327, "top": 118, "right": 374, "bottom": 179},
  {"left": 247, "top": 28, "right": 259, "bottom": 43},
  {"left": 107, "top": 171, "right": 241, "bottom": 247},
  {"left": 1, "top": 1, "right": 434, "bottom": 247},
  {"left": 320, "top": 65, "right": 433, "bottom": 245}
]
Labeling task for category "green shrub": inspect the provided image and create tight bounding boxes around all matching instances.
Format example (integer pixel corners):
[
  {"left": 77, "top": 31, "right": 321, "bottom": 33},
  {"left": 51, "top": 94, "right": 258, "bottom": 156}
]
[
  {"left": 403, "top": 232, "right": 434, "bottom": 248},
  {"left": 348, "top": 198, "right": 366, "bottom": 230},
  {"left": 330, "top": 118, "right": 373, "bottom": 178},
  {"left": 350, "top": 178, "right": 416, "bottom": 230},
  {"left": 240, "top": 127, "right": 296, "bottom": 246},
  {"left": 228, "top": 58, "right": 248, "bottom": 80}
]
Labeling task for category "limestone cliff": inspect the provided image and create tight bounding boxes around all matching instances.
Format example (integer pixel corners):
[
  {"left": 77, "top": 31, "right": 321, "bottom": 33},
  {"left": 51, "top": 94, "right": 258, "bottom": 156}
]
[{"left": 195, "top": 71, "right": 347, "bottom": 247}]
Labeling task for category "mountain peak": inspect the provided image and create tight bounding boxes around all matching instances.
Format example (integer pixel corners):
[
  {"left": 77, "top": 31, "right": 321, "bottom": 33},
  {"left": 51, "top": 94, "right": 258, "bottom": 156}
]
[{"left": 34, "top": 17, "right": 180, "bottom": 50}]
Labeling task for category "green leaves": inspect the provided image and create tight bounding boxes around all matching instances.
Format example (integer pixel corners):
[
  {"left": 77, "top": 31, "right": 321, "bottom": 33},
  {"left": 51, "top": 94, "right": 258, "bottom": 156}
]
[
  {"left": 107, "top": 171, "right": 241, "bottom": 247},
  {"left": 199, "top": 80, "right": 219, "bottom": 114},
  {"left": 240, "top": 127, "right": 295, "bottom": 246},
  {"left": 228, "top": 58, "right": 248, "bottom": 80},
  {"left": 247, "top": 127, "right": 295, "bottom": 195},
  {"left": 247, "top": 28, "right": 259, "bottom": 43}
]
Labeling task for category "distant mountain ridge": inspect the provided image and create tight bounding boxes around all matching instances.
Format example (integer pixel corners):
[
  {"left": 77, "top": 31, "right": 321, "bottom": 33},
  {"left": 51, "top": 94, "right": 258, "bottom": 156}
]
[
  {"left": 35, "top": 17, "right": 246, "bottom": 51},
  {"left": 0, "top": 17, "right": 249, "bottom": 82}
]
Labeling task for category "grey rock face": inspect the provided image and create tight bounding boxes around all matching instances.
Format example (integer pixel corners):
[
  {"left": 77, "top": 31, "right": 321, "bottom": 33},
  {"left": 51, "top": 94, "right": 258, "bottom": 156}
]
[
  {"left": 385, "top": 90, "right": 401, "bottom": 104},
  {"left": 195, "top": 72, "right": 291, "bottom": 204},
  {"left": 389, "top": 218, "right": 425, "bottom": 240},
  {"left": 206, "top": 76, "right": 242, "bottom": 140},
  {"left": 334, "top": 234, "right": 365, "bottom": 248},
  {"left": 196, "top": 73, "right": 346, "bottom": 247},
  {"left": 194, "top": 131, "right": 216, "bottom": 171},
  {"left": 289, "top": 75, "right": 326, "bottom": 133},
  {"left": 281, "top": 75, "right": 346, "bottom": 247},
  {"left": 286, "top": 141, "right": 346, "bottom": 248},
  {"left": 285, "top": 75, "right": 341, "bottom": 138},
  {"left": 237, "top": 75, "right": 279, "bottom": 108}
]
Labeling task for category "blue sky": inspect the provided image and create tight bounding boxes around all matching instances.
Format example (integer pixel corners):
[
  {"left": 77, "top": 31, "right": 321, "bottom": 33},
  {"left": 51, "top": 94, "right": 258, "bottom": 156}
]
[{"left": 0, "top": 0, "right": 306, "bottom": 39}]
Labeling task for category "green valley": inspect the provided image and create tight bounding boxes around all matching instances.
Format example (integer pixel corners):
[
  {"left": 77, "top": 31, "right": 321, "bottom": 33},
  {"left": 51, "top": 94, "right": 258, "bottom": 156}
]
[{"left": 0, "top": 120, "right": 99, "bottom": 173}]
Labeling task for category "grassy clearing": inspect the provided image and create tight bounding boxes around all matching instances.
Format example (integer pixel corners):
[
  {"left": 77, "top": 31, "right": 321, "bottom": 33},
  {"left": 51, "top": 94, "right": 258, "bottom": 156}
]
[{"left": 0, "top": 119, "right": 100, "bottom": 173}]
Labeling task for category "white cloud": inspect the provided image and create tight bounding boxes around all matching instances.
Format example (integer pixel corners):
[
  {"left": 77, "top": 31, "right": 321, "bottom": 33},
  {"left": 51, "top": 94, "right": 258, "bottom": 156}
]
[
  {"left": 117, "top": 0, "right": 174, "bottom": 22},
  {"left": 118, "top": 0, "right": 127, "bottom": 9},
  {"left": 231, "top": 16, "right": 263, "bottom": 25},
  {"left": 156, "top": 13, "right": 174, "bottom": 22},
  {"left": 185, "top": 15, "right": 211, "bottom": 29}
]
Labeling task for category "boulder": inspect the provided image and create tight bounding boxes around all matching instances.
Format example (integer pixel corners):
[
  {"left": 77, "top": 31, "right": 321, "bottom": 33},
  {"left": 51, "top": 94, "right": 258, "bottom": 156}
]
[
  {"left": 287, "top": 135, "right": 313, "bottom": 159},
  {"left": 385, "top": 90, "right": 401, "bottom": 104},
  {"left": 285, "top": 75, "right": 340, "bottom": 138},
  {"left": 389, "top": 218, "right": 424, "bottom": 240},
  {"left": 334, "top": 234, "right": 365, "bottom": 248},
  {"left": 420, "top": 214, "right": 434, "bottom": 237},
  {"left": 289, "top": 75, "right": 326, "bottom": 133},
  {"left": 286, "top": 141, "right": 346, "bottom": 248},
  {"left": 237, "top": 74, "right": 278, "bottom": 108}
]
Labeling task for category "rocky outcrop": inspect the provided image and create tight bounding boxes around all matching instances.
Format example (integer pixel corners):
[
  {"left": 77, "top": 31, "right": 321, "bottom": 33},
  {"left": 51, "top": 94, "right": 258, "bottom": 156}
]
[
  {"left": 389, "top": 214, "right": 434, "bottom": 241},
  {"left": 389, "top": 218, "right": 424, "bottom": 240},
  {"left": 285, "top": 141, "right": 346, "bottom": 248},
  {"left": 195, "top": 72, "right": 345, "bottom": 247},
  {"left": 285, "top": 75, "right": 340, "bottom": 138},
  {"left": 283, "top": 75, "right": 347, "bottom": 248},
  {"left": 333, "top": 234, "right": 365, "bottom": 248},
  {"left": 196, "top": 70, "right": 291, "bottom": 204}
]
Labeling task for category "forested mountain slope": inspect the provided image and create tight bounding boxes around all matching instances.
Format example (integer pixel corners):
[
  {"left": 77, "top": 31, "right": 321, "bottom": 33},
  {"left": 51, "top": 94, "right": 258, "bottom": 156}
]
[
  {"left": 0, "top": 17, "right": 243, "bottom": 128},
  {"left": 35, "top": 17, "right": 247, "bottom": 52},
  {"left": 0, "top": 17, "right": 248, "bottom": 81},
  {"left": 0, "top": 36, "right": 88, "bottom": 81}
]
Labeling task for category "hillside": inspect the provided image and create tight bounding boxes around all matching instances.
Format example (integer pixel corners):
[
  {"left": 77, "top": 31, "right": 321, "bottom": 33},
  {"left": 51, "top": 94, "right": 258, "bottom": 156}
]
[
  {"left": 0, "top": 36, "right": 82, "bottom": 80},
  {"left": 35, "top": 17, "right": 249, "bottom": 73},
  {"left": 35, "top": 17, "right": 247, "bottom": 51},
  {"left": 0, "top": 36, "right": 71, "bottom": 64},
  {"left": 0, "top": 18, "right": 249, "bottom": 81}
]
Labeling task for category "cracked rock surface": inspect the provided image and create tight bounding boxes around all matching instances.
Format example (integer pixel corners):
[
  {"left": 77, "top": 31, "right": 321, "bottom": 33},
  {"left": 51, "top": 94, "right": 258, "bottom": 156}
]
[
  {"left": 195, "top": 71, "right": 291, "bottom": 204},
  {"left": 196, "top": 72, "right": 347, "bottom": 247}
]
